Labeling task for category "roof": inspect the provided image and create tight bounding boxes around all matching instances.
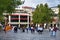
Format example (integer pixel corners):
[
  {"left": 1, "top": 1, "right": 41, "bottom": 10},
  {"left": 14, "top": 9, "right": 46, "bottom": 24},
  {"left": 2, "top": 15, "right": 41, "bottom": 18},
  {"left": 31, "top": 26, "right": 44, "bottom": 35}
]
[
  {"left": 22, "top": 6, "right": 35, "bottom": 9},
  {"left": 50, "top": 6, "right": 58, "bottom": 8}
]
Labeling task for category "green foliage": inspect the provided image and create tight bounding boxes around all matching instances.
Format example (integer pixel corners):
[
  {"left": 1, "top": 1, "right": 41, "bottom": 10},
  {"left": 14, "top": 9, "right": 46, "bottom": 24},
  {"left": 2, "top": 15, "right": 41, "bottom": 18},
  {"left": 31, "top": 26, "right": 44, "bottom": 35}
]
[
  {"left": 0, "top": 0, "right": 22, "bottom": 22},
  {"left": 32, "top": 3, "right": 53, "bottom": 24},
  {"left": 6, "top": 0, "right": 22, "bottom": 13},
  {"left": 58, "top": 5, "right": 60, "bottom": 20}
]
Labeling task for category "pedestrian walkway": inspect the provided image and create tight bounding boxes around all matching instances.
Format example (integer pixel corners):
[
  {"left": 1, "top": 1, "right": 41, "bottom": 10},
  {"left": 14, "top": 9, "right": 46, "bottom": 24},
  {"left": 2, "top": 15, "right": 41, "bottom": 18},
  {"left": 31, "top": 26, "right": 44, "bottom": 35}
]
[{"left": 0, "top": 29, "right": 60, "bottom": 40}]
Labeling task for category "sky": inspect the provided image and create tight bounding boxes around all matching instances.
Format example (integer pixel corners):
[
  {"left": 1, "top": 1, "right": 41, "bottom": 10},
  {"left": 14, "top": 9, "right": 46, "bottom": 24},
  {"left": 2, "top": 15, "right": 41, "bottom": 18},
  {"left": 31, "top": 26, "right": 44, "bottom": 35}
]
[{"left": 20, "top": 0, "right": 60, "bottom": 8}]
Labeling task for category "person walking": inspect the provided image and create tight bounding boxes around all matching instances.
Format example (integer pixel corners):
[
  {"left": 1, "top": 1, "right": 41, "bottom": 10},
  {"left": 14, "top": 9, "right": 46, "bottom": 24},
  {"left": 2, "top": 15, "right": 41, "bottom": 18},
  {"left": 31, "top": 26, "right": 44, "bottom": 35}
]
[
  {"left": 50, "top": 26, "right": 54, "bottom": 36},
  {"left": 4, "top": 24, "right": 12, "bottom": 33},
  {"left": 31, "top": 26, "right": 35, "bottom": 33},
  {"left": 14, "top": 26, "right": 18, "bottom": 33},
  {"left": 37, "top": 25, "right": 43, "bottom": 34},
  {"left": 53, "top": 24, "right": 58, "bottom": 37},
  {"left": 49, "top": 24, "right": 58, "bottom": 37},
  {"left": 22, "top": 27, "right": 25, "bottom": 32},
  {"left": 26, "top": 27, "right": 29, "bottom": 33}
]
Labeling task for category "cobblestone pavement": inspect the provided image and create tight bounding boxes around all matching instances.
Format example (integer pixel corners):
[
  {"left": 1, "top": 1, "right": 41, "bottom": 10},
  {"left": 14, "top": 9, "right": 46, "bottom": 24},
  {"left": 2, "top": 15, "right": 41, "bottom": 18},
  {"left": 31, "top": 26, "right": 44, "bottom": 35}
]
[{"left": 0, "top": 29, "right": 60, "bottom": 40}]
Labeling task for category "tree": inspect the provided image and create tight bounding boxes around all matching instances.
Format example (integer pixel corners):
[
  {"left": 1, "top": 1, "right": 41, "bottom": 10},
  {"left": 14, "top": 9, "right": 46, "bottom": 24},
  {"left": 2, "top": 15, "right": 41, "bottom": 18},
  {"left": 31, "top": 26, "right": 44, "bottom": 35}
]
[
  {"left": 43, "top": 3, "right": 53, "bottom": 23},
  {"left": 32, "top": 3, "right": 53, "bottom": 25},
  {"left": 6, "top": 0, "right": 22, "bottom": 14},
  {"left": 58, "top": 5, "right": 60, "bottom": 20},
  {"left": 0, "top": 0, "right": 23, "bottom": 23}
]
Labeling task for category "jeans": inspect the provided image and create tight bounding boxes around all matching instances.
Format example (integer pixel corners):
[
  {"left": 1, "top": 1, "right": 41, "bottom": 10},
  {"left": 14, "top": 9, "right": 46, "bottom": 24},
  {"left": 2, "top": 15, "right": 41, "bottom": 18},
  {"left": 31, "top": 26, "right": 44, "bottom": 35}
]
[
  {"left": 50, "top": 31, "right": 53, "bottom": 36},
  {"left": 53, "top": 31, "right": 56, "bottom": 37}
]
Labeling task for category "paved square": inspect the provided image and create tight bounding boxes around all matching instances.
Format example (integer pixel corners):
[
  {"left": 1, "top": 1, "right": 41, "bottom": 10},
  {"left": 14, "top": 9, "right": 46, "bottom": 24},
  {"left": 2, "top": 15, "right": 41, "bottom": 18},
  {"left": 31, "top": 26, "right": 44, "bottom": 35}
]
[{"left": 0, "top": 29, "right": 60, "bottom": 40}]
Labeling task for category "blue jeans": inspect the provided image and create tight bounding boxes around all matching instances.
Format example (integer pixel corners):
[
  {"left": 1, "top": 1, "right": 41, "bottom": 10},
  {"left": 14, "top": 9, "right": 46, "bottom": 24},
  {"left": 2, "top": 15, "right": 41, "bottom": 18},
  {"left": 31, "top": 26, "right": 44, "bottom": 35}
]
[
  {"left": 53, "top": 31, "right": 56, "bottom": 37},
  {"left": 50, "top": 31, "right": 53, "bottom": 36}
]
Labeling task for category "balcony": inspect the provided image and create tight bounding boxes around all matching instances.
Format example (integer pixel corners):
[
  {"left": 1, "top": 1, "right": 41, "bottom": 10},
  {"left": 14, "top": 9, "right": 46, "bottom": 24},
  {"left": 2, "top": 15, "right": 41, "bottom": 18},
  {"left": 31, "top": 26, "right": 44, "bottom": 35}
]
[
  {"left": 11, "top": 18, "right": 19, "bottom": 20},
  {"left": 20, "top": 18, "right": 27, "bottom": 20}
]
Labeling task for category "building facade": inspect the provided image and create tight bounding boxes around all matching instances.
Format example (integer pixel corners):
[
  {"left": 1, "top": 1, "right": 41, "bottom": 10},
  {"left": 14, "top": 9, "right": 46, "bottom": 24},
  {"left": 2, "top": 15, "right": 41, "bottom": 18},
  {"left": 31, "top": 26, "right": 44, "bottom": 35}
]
[
  {"left": 3, "top": 6, "right": 35, "bottom": 28},
  {"left": 3, "top": 6, "right": 59, "bottom": 28},
  {"left": 50, "top": 7, "right": 59, "bottom": 27}
]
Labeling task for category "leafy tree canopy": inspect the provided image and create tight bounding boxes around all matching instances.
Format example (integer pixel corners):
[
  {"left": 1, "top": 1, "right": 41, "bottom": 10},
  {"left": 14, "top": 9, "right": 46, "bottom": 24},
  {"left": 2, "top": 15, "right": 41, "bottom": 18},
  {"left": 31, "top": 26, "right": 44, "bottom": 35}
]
[
  {"left": 0, "top": 0, "right": 22, "bottom": 22},
  {"left": 58, "top": 5, "right": 60, "bottom": 20},
  {"left": 32, "top": 3, "right": 53, "bottom": 24}
]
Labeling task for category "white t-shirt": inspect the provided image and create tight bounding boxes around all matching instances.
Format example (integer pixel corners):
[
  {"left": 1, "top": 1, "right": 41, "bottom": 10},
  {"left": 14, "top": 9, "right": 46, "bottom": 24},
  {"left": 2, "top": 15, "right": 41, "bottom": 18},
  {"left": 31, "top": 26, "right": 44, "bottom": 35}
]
[
  {"left": 50, "top": 27, "right": 54, "bottom": 31},
  {"left": 38, "top": 27, "right": 43, "bottom": 30},
  {"left": 31, "top": 27, "right": 34, "bottom": 29}
]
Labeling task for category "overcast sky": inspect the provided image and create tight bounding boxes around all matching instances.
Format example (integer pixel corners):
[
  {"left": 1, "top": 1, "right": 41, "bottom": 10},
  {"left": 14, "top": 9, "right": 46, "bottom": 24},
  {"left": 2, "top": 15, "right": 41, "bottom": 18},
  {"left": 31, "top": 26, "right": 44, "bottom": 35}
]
[{"left": 20, "top": 0, "right": 60, "bottom": 8}]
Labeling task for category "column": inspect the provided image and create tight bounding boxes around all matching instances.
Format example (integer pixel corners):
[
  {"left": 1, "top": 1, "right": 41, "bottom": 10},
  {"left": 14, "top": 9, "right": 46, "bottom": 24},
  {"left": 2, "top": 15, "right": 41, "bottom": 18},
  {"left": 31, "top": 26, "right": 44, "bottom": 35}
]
[
  {"left": 19, "top": 15, "right": 20, "bottom": 28},
  {"left": 9, "top": 15, "right": 11, "bottom": 26},
  {"left": 27, "top": 15, "right": 29, "bottom": 27}
]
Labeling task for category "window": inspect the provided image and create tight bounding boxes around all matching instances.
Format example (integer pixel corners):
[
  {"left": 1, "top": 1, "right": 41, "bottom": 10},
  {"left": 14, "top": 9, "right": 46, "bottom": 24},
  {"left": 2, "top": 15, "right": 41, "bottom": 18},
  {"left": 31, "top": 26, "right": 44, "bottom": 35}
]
[
  {"left": 20, "top": 16, "right": 27, "bottom": 18},
  {"left": 20, "top": 20, "right": 27, "bottom": 22},
  {"left": 11, "top": 16, "right": 19, "bottom": 18},
  {"left": 11, "top": 20, "right": 19, "bottom": 22}
]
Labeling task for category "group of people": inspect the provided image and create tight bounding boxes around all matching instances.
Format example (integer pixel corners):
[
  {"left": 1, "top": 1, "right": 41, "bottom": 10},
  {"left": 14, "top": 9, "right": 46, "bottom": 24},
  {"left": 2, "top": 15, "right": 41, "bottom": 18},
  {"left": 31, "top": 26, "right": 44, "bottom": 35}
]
[
  {"left": 3, "top": 24, "right": 60, "bottom": 37},
  {"left": 37, "top": 25, "right": 43, "bottom": 34},
  {"left": 49, "top": 24, "right": 59, "bottom": 37},
  {"left": 13, "top": 24, "right": 44, "bottom": 34},
  {"left": 13, "top": 24, "right": 60, "bottom": 37}
]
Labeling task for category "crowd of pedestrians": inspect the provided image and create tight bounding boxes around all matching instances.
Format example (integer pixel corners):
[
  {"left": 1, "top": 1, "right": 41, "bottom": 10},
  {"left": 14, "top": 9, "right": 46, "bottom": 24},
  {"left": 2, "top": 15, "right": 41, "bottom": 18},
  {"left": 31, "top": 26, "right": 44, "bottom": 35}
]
[
  {"left": 0, "top": 23, "right": 60, "bottom": 38},
  {"left": 11, "top": 24, "right": 44, "bottom": 34},
  {"left": 12, "top": 24, "right": 60, "bottom": 38}
]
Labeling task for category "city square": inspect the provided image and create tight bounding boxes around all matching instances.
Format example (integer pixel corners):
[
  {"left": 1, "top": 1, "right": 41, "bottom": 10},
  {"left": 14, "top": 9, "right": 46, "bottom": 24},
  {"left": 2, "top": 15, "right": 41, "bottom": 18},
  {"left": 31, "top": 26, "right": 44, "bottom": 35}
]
[
  {"left": 0, "top": 29, "right": 60, "bottom": 40},
  {"left": 0, "top": 0, "right": 60, "bottom": 40}
]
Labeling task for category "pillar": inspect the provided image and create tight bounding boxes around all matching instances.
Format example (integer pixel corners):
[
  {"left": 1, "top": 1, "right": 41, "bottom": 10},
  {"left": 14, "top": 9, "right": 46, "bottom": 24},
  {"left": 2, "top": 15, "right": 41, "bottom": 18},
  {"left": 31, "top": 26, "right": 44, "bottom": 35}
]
[
  {"left": 9, "top": 15, "right": 11, "bottom": 26},
  {"left": 19, "top": 15, "right": 20, "bottom": 28},
  {"left": 27, "top": 15, "right": 29, "bottom": 27}
]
